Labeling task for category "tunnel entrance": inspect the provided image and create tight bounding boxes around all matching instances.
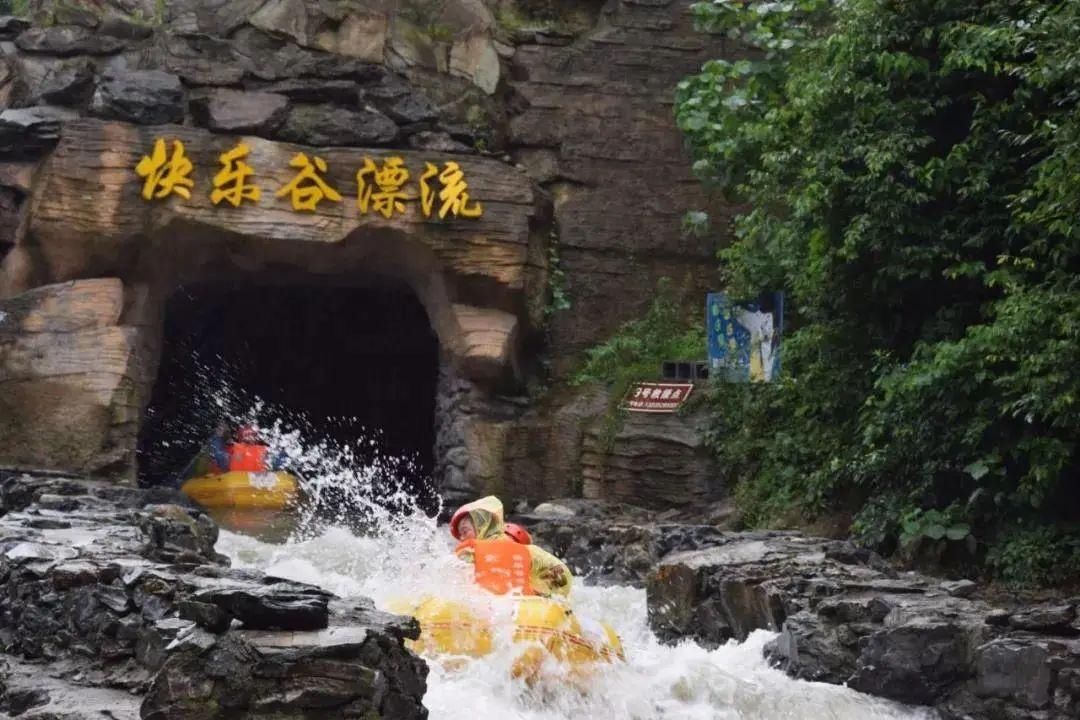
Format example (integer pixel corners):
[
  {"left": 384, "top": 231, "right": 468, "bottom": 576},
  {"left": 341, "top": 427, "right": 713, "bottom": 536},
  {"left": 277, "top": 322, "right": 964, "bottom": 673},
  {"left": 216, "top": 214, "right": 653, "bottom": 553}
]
[{"left": 136, "top": 280, "right": 440, "bottom": 503}]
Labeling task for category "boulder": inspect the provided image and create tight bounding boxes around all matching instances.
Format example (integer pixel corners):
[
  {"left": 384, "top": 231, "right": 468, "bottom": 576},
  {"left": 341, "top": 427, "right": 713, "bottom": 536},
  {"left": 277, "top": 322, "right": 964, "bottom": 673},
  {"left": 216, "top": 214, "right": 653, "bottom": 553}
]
[
  {"left": 275, "top": 104, "right": 398, "bottom": 146},
  {"left": 644, "top": 527, "right": 1080, "bottom": 718},
  {"left": 581, "top": 409, "right": 721, "bottom": 509},
  {"left": 449, "top": 35, "right": 501, "bottom": 94},
  {"left": 249, "top": 0, "right": 388, "bottom": 61},
  {"left": 159, "top": 33, "right": 246, "bottom": 86},
  {"left": 1009, "top": 604, "right": 1078, "bottom": 633},
  {"left": 89, "top": 70, "right": 185, "bottom": 125},
  {"left": 15, "top": 26, "right": 129, "bottom": 56},
  {"left": 0, "top": 472, "right": 428, "bottom": 720},
  {"left": 375, "top": 90, "right": 438, "bottom": 124},
  {"left": 451, "top": 304, "right": 519, "bottom": 385},
  {"left": 255, "top": 78, "right": 361, "bottom": 105},
  {"left": 35, "top": 58, "right": 96, "bottom": 106},
  {"left": 0, "top": 106, "right": 78, "bottom": 157},
  {"left": 0, "top": 16, "right": 31, "bottom": 40},
  {"left": 0, "top": 279, "right": 138, "bottom": 475},
  {"left": 189, "top": 88, "right": 289, "bottom": 135},
  {"left": 230, "top": 26, "right": 385, "bottom": 82},
  {"left": 195, "top": 582, "right": 331, "bottom": 631},
  {"left": 0, "top": 57, "right": 23, "bottom": 109}
]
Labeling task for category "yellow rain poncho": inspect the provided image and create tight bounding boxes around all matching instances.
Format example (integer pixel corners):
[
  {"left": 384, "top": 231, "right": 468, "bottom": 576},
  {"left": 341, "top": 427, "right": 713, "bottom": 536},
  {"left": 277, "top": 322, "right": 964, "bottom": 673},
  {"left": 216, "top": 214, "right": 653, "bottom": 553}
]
[{"left": 451, "top": 495, "right": 573, "bottom": 598}]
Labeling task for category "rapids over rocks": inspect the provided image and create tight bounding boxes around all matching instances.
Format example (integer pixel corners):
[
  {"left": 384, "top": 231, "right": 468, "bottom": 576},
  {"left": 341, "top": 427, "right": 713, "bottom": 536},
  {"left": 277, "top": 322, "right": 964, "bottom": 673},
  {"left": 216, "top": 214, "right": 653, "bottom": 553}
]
[
  {"left": 219, "top": 526, "right": 933, "bottom": 720},
  {"left": 175, "top": 413, "right": 932, "bottom": 719}
]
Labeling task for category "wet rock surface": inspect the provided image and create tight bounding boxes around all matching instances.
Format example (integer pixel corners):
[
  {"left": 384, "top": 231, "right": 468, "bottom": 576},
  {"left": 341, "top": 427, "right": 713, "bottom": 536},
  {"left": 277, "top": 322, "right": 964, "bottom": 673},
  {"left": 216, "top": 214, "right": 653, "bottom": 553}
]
[
  {"left": 521, "top": 498, "right": 1080, "bottom": 718},
  {"left": 640, "top": 522, "right": 1080, "bottom": 720},
  {"left": 0, "top": 471, "right": 428, "bottom": 720}
]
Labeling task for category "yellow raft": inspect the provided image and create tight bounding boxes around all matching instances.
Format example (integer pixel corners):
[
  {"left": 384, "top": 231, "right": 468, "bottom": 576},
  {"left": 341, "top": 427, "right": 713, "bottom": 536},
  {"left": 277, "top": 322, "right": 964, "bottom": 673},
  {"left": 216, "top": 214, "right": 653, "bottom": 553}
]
[
  {"left": 389, "top": 594, "right": 625, "bottom": 682},
  {"left": 180, "top": 470, "right": 300, "bottom": 511}
]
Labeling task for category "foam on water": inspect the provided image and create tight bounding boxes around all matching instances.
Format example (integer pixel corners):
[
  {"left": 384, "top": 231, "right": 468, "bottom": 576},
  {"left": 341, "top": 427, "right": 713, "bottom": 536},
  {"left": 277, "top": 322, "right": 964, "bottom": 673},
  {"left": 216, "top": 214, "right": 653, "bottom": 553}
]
[
  {"left": 219, "top": 523, "right": 937, "bottom": 720},
  {"left": 183, "top": 394, "right": 933, "bottom": 720}
]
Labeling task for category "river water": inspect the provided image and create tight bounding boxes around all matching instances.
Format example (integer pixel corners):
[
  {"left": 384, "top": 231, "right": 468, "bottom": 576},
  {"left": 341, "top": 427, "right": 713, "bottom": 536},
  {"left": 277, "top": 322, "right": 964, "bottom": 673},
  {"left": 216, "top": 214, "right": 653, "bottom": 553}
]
[
  {"left": 192, "top": 411, "right": 935, "bottom": 720},
  {"left": 218, "top": 522, "right": 936, "bottom": 720}
]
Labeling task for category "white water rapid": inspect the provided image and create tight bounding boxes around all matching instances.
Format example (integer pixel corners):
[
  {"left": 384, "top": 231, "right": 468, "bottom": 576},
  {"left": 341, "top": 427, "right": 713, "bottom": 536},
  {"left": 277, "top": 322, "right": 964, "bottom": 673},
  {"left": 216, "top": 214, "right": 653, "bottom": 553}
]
[
  {"left": 219, "top": 522, "right": 937, "bottom": 720},
  {"left": 181, "top": 405, "right": 935, "bottom": 720}
]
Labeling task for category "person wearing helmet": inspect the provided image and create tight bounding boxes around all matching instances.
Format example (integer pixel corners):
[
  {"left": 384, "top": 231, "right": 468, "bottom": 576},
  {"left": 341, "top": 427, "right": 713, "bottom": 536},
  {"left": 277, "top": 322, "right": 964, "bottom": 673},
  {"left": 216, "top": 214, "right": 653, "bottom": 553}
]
[
  {"left": 504, "top": 522, "right": 531, "bottom": 545},
  {"left": 450, "top": 496, "right": 572, "bottom": 598},
  {"left": 208, "top": 422, "right": 285, "bottom": 473}
]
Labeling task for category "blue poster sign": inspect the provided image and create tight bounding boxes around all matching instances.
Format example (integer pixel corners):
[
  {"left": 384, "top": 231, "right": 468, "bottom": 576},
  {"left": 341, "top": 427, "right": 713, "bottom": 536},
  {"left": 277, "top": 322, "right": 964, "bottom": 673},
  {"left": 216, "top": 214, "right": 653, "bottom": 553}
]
[{"left": 706, "top": 292, "right": 783, "bottom": 382}]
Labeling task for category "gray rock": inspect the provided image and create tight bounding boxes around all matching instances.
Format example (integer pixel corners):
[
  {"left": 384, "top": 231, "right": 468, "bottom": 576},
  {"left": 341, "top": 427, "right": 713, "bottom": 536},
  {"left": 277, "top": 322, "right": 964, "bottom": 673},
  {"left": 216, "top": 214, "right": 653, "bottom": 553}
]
[
  {"left": 973, "top": 637, "right": 1070, "bottom": 709},
  {"left": 0, "top": 106, "right": 78, "bottom": 157},
  {"left": 196, "top": 582, "right": 331, "bottom": 631},
  {"left": 99, "top": 16, "right": 155, "bottom": 41},
  {"left": 51, "top": 561, "right": 100, "bottom": 590},
  {"left": 941, "top": 579, "right": 978, "bottom": 598},
  {"left": 166, "top": 625, "right": 218, "bottom": 653},
  {"left": 178, "top": 600, "right": 232, "bottom": 634},
  {"left": 230, "top": 26, "right": 385, "bottom": 83},
  {"left": 256, "top": 79, "right": 360, "bottom": 105},
  {"left": 138, "top": 504, "right": 219, "bottom": 564},
  {"left": 4, "top": 686, "right": 50, "bottom": 715},
  {"left": 1009, "top": 604, "right": 1077, "bottom": 633},
  {"left": 364, "top": 74, "right": 412, "bottom": 101},
  {"left": 35, "top": 58, "right": 96, "bottom": 106},
  {"left": 38, "top": 493, "right": 82, "bottom": 512},
  {"left": 53, "top": 4, "right": 100, "bottom": 28},
  {"left": 849, "top": 619, "right": 973, "bottom": 705},
  {"left": 530, "top": 501, "right": 577, "bottom": 520},
  {"left": 4, "top": 537, "right": 80, "bottom": 562},
  {"left": 159, "top": 33, "right": 245, "bottom": 86},
  {"left": 96, "top": 585, "right": 133, "bottom": 614},
  {"left": 15, "top": 26, "right": 129, "bottom": 57},
  {"left": 90, "top": 70, "right": 184, "bottom": 125},
  {"left": 407, "top": 130, "right": 472, "bottom": 153},
  {"left": 276, "top": 105, "right": 398, "bottom": 147},
  {"left": 0, "top": 17, "right": 30, "bottom": 40},
  {"left": 376, "top": 91, "right": 438, "bottom": 124},
  {"left": 190, "top": 88, "right": 289, "bottom": 135}
]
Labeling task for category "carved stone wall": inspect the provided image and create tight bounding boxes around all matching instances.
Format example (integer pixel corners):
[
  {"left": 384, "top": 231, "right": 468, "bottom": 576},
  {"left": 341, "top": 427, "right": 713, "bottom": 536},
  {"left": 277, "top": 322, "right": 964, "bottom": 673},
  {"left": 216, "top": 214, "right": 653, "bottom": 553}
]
[{"left": 0, "top": 0, "right": 727, "bottom": 508}]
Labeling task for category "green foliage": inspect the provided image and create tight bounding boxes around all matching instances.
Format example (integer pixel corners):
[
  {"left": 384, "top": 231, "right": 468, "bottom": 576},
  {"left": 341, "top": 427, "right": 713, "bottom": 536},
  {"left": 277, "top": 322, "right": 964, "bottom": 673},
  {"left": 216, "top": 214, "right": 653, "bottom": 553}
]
[
  {"left": 573, "top": 279, "right": 706, "bottom": 448},
  {"left": 681, "top": 0, "right": 1080, "bottom": 583},
  {"left": 544, "top": 242, "right": 571, "bottom": 321},
  {"left": 0, "top": 0, "right": 30, "bottom": 16},
  {"left": 987, "top": 526, "right": 1080, "bottom": 588},
  {"left": 572, "top": 279, "right": 705, "bottom": 392},
  {"left": 401, "top": 0, "right": 454, "bottom": 43}
]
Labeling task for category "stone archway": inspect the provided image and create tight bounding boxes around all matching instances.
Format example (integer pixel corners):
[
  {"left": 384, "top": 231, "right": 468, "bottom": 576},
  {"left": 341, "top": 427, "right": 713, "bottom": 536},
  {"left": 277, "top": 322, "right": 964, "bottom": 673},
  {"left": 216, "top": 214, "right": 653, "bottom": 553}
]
[{"left": 0, "top": 120, "right": 543, "bottom": 489}]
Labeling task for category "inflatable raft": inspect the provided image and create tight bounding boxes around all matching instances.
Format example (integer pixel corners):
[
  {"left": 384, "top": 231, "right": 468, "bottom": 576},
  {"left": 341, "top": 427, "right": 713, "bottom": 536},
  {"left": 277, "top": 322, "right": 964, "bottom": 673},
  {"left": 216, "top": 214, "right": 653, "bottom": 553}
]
[
  {"left": 180, "top": 470, "right": 300, "bottom": 511},
  {"left": 389, "top": 594, "right": 624, "bottom": 681}
]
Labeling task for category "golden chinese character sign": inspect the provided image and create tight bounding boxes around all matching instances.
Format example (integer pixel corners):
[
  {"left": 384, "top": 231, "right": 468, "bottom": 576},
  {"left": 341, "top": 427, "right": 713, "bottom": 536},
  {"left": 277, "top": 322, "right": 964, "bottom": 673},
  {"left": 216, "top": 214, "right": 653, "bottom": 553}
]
[{"left": 134, "top": 138, "right": 484, "bottom": 220}]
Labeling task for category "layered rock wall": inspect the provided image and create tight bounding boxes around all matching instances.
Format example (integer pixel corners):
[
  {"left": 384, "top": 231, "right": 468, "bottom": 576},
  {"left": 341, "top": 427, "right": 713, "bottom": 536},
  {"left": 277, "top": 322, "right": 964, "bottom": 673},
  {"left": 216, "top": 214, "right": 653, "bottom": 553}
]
[
  {"left": 0, "top": 0, "right": 726, "bottom": 507},
  {"left": 0, "top": 471, "right": 428, "bottom": 719},
  {"left": 647, "top": 533, "right": 1080, "bottom": 720}
]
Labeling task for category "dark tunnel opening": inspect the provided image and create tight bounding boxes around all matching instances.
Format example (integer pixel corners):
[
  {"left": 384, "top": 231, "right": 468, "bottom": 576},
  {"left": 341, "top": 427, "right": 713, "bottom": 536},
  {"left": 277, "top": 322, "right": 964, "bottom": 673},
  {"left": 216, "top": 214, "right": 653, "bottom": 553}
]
[{"left": 136, "top": 281, "right": 440, "bottom": 508}]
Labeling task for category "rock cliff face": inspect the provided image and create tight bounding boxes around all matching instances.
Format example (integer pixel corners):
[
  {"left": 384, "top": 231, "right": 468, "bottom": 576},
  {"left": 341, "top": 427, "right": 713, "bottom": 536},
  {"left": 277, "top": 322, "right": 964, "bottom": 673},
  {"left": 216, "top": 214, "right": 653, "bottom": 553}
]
[
  {"left": 0, "top": 0, "right": 725, "bottom": 509},
  {"left": 647, "top": 532, "right": 1080, "bottom": 720},
  {"left": 0, "top": 471, "right": 428, "bottom": 719}
]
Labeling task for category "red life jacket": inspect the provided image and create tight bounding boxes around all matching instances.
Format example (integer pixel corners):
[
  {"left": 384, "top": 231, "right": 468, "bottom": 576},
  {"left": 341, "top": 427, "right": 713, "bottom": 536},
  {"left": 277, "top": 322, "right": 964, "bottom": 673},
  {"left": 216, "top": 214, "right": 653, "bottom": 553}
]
[
  {"left": 227, "top": 443, "right": 269, "bottom": 472},
  {"left": 456, "top": 538, "right": 534, "bottom": 596}
]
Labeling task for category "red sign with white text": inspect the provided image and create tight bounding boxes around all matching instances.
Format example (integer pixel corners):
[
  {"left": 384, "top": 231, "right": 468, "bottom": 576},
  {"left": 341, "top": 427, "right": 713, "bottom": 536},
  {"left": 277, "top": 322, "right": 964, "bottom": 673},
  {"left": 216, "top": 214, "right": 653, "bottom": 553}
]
[{"left": 623, "top": 382, "right": 694, "bottom": 413}]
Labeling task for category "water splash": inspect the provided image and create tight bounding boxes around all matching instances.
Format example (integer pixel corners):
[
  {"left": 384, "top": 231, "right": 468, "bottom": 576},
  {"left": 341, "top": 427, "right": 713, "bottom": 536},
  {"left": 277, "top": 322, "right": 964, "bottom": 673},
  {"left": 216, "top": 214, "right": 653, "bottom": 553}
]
[
  {"left": 138, "top": 344, "right": 439, "bottom": 534},
  {"left": 220, "top": 525, "right": 938, "bottom": 720}
]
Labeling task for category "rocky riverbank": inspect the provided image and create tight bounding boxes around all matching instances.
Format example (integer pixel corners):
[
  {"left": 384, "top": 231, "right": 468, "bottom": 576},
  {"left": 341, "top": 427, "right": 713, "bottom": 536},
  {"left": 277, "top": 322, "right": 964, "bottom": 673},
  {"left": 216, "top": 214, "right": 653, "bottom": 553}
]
[
  {"left": 522, "top": 499, "right": 1080, "bottom": 720},
  {"left": 0, "top": 471, "right": 427, "bottom": 720}
]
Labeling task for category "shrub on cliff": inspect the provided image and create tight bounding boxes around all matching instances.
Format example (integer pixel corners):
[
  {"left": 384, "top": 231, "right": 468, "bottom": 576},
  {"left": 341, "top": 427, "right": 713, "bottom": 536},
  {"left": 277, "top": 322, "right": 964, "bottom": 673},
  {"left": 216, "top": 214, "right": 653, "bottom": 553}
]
[{"left": 678, "top": 0, "right": 1080, "bottom": 585}]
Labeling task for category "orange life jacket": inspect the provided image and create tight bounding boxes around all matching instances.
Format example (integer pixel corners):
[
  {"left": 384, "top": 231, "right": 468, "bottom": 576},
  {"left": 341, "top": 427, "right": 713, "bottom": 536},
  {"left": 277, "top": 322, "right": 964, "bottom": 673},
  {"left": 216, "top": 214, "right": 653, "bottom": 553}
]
[
  {"left": 455, "top": 538, "right": 534, "bottom": 596},
  {"left": 227, "top": 443, "right": 269, "bottom": 472}
]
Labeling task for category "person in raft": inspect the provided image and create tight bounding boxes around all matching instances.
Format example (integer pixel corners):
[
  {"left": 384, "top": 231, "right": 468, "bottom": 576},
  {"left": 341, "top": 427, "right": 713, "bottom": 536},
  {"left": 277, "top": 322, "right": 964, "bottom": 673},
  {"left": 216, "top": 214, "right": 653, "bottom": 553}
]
[
  {"left": 450, "top": 495, "right": 572, "bottom": 598},
  {"left": 208, "top": 422, "right": 286, "bottom": 474}
]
